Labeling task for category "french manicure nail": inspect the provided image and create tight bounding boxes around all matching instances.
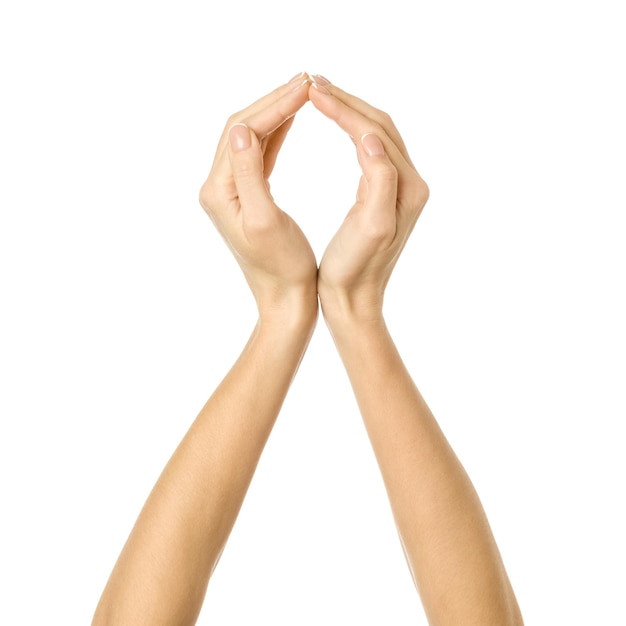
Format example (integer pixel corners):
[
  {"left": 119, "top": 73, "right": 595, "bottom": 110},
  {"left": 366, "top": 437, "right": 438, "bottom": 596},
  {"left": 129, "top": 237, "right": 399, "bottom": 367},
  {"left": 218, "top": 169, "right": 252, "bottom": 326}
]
[
  {"left": 361, "top": 133, "right": 385, "bottom": 157},
  {"left": 312, "top": 74, "right": 330, "bottom": 86},
  {"left": 229, "top": 123, "right": 251, "bottom": 152},
  {"left": 288, "top": 71, "right": 306, "bottom": 83},
  {"left": 289, "top": 76, "right": 310, "bottom": 92},
  {"left": 311, "top": 76, "right": 330, "bottom": 94}
]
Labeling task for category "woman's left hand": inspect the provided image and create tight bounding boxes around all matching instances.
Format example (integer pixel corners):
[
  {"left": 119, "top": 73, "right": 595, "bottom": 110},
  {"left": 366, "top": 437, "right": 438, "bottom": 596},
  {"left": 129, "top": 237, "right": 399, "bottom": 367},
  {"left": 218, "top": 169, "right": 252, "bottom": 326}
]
[{"left": 199, "top": 74, "right": 318, "bottom": 321}]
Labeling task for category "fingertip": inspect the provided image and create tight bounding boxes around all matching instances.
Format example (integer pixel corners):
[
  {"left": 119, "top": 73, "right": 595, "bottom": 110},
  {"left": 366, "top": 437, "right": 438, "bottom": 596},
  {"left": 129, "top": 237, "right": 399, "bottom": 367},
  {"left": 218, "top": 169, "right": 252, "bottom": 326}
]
[
  {"left": 312, "top": 74, "right": 331, "bottom": 86},
  {"left": 288, "top": 71, "right": 307, "bottom": 84},
  {"left": 229, "top": 123, "right": 251, "bottom": 152},
  {"left": 308, "top": 81, "right": 336, "bottom": 116},
  {"left": 310, "top": 75, "right": 330, "bottom": 95}
]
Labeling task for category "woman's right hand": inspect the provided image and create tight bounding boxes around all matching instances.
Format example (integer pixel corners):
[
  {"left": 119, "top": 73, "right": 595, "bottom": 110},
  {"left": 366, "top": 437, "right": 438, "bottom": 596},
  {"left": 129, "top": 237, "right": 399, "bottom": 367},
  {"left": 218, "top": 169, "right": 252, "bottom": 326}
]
[
  {"left": 199, "top": 74, "right": 318, "bottom": 323},
  {"left": 308, "top": 77, "right": 429, "bottom": 325}
]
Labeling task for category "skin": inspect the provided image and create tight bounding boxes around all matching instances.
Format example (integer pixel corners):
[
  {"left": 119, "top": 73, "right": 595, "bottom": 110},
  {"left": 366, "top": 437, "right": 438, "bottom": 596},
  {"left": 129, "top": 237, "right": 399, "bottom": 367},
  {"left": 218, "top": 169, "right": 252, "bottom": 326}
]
[
  {"left": 92, "top": 74, "right": 317, "bottom": 626},
  {"left": 91, "top": 73, "right": 523, "bottom": 626},
  {"left": 309, "top": 77, "right": 524, "bottom": 626}
]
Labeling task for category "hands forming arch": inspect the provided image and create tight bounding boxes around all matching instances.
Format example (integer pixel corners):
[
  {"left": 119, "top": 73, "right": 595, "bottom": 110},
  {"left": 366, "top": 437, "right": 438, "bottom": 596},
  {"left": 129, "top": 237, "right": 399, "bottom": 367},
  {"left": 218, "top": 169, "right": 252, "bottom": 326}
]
[
  {"left": 92, "top": 74, "right": 523, "bottom": 626},
  {"left": 199, "top": 73, "right": 428, "bottom": 324}
]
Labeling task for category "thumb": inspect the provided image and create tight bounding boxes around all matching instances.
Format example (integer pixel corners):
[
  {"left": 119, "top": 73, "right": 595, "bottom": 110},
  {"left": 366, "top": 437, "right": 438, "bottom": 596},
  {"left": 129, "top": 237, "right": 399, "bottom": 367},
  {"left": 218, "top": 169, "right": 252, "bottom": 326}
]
[
  {"left": 228, "top": 123, "right": 274, "bottom": 214},
  {"left": 358, "top": 132, "right": 398, "bottom": 223}
]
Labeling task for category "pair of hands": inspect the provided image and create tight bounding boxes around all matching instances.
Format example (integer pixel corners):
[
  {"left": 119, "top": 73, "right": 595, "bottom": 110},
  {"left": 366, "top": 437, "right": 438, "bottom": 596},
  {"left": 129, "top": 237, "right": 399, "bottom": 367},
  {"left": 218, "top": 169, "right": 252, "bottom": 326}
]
[{"left": 198, "top": 73, "right": 429, "bottom": 327}]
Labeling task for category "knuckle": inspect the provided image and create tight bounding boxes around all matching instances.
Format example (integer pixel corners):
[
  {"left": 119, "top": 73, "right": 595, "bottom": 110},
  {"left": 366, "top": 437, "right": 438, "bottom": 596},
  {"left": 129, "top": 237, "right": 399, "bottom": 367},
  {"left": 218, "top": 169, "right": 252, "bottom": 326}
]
[
  {"left": 363, "top": 105, "right": 393, "bottom": 131},
  {"left": 370, "top": 161, "right": 398, "bottom": 190},
  {"left": 413, "top": 176, "right": 430, "bottom": 205},
  {"left": 243, "top": 207, "right": 280, "bottom": 237},
  {"left": 198, "top": 179, "right": 215, "bottom": 211},
  {"left": 373, "top": 108, "right": 393, "bottom": 127},
  {"left": 199, "top": 177, "right": 229, "bottom": 216},
  {"left": 401, "top": 174, "right": 430, "bottom": 214},
  {"left": 226, "top": 111, "right": 243, "bottom": 127},
  {"left": 359, "top": 212, "right": 396, "bottom": 246},
  {"left": 376, "top": 164, "right": 399, "bottom": 186},
  {"left": 233, "top": 158, "right": 257, "bottom": 181}
]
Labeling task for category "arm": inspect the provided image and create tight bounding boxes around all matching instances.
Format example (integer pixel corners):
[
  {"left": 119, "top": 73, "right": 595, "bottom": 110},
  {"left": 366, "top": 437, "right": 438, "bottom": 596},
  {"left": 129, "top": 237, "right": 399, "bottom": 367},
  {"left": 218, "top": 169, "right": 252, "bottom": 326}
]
[
  {"left": 92, "top": 74, "right": 317, "bottom": 626},
  {"left": 309, "top": 76, "right": 524, "bottom": 626}
]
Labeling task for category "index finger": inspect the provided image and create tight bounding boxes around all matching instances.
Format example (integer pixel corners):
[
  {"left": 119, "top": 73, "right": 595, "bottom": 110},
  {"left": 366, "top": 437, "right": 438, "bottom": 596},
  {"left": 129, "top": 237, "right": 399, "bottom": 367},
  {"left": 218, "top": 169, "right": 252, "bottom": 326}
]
[
  {"left": 213, "top": 74, "right": 310, "bottom": 157},
  {"left": 209, "top": 76, "right": 310, "bottom": 181},
  {"left": 312, "top": 77, "right": 416, "bottom": 169},
  {"left": 308, "top": 81, "right": 420, "bottom": 181}
]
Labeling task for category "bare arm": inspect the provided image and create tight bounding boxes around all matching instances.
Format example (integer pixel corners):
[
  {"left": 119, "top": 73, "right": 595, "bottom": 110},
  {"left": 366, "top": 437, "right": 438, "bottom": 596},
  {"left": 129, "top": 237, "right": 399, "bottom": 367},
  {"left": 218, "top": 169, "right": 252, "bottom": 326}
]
[
  {"left": 92, "top": 74, "right": 317, "bottom": 626},
  {"left": 310, "top": 76, "right": 523, "bottom": 626}
]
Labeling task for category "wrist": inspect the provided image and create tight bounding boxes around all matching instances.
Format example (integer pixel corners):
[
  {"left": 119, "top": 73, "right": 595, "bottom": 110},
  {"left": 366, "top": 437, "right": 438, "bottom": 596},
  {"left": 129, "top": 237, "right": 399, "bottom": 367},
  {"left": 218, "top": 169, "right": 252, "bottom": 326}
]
[
  {"left": 323, "top": 312, "right": 391, "bottom": 366},
  {"left": 257, "top": 287, "right": 319, "bottom": 335},
  {"left": 318, "top": 283, "right": 384, "bottom": 329}
]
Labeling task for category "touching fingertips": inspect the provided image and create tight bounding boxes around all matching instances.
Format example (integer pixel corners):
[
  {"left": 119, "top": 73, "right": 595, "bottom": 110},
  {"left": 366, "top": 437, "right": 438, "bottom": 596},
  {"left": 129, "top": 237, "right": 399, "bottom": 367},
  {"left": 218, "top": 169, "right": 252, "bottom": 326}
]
[
  {"left": 289, "top": 75, "right": 310, "bottom": 92},
  {"left": 361, "top": 133, "right": 385, "bottom": 157},
  {"left": 288, "top": 71, "right": 307, "bottom": 83},
  {"left": 311, "top": 75, "right": 330, "bottom": 94},
  {"left": 229, "top": 123, "right": 251, "bottom": 152},
  {"left": 312, "top": 74, "right": 330, "bottom": 86}
]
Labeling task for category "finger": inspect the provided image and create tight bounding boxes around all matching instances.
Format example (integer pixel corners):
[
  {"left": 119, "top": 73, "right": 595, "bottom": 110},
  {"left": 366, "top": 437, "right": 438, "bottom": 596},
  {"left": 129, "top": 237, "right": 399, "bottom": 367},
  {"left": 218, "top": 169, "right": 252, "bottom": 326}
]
[
  {"left": 262, "top": 115, "right": 296, "bottom": 179},
  {"left": 312, "top": 75, "right": 415, "bottom": 169},
  {"left": 228, "top": 124, "right": 275, "bottom": 225},
  {"left": 242, "top": 77, "right": 309, "bottom": 139},
  {"left": 308, "top": 80, "right": 417, "bottom": 181},
  {"left": 241, "top": 71, "right": 308, "bottom": 121},
  {"left": 214, "top": 73, "right": 308, "bottom": 151},
  {"left": 356, "top": 133, "right": 398, "bottom": 238},
  {"left": 211, "top": 78, "right": 309, "bottom": 181}
]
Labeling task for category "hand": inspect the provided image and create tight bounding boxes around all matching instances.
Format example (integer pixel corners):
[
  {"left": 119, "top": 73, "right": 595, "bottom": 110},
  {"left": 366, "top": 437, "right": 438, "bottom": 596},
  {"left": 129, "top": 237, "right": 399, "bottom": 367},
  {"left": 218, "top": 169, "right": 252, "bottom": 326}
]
[
  {"left": 199, "top": 74, "right": 317, "bottom": 322},
  {"left": 308, "top": 77, "right": 429, "bottom": 324}
]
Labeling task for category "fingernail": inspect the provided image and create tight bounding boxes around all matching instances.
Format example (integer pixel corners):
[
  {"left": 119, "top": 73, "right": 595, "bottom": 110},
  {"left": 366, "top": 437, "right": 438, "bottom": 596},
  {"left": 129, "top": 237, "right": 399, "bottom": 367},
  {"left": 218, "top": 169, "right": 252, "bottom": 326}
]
[
  {"left": 311, "top": 76, "right": 329, "bottom": 94},
  {"left": 361, "top": 133, "right": 385, "bottom": 157},
  {"left": 312, "top": 74, "right": 330, "bottom": 86},
  {"left": 288, "top": 71, "right": 307, "bottom": 83},
  {"left": 229, "top": 123, "right": 251, "bottom": 152},
  {"left": 289, "top": 76, "right": 310, "bottom": 92}
]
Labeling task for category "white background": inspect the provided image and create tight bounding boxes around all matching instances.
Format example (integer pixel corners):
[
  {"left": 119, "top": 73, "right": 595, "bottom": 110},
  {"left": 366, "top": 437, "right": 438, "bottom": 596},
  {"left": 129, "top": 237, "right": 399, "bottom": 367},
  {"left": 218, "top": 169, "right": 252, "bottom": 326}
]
[{"left": 1, "top": 0, "right": 624, "bottom": 624}]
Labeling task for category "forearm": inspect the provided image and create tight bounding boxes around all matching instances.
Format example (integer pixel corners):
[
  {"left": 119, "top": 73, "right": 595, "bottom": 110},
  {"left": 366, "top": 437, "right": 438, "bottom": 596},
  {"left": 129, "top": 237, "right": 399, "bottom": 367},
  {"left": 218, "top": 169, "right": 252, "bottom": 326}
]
[
  {"left": 327, "top": 315, "right": 523, "bottom": 626},
  {"left": 93, "top": 306, "right": 316, "bottom": 626}
]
